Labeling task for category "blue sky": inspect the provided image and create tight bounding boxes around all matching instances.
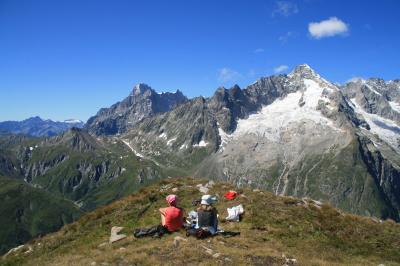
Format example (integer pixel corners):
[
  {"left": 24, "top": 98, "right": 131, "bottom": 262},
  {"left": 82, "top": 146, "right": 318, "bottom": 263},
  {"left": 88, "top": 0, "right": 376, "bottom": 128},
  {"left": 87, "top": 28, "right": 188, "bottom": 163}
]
[{"left": 1, "top": 0, "right": 399, "bottom": 122}]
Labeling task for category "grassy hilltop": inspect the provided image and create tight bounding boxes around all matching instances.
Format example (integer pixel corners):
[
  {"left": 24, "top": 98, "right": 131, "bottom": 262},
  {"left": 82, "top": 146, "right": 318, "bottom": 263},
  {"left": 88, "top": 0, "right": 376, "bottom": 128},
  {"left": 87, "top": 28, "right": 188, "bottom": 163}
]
[{"left": 2, "top": 177, "right": 400, "bottom": 266}]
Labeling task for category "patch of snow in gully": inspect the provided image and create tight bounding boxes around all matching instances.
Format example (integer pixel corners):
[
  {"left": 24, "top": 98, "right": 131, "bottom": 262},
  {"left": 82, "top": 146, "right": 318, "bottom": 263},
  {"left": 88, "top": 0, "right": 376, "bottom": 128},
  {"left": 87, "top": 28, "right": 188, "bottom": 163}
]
[{"left": 121, "top": 140, "right": 144, "bottom": 158}]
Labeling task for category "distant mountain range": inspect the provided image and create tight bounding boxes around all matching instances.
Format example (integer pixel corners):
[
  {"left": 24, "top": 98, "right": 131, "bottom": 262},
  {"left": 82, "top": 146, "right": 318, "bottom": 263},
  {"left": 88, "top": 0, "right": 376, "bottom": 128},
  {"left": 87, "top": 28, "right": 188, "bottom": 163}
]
[{"left": 0, "top": 116, "right": 84, "bottom": 137}]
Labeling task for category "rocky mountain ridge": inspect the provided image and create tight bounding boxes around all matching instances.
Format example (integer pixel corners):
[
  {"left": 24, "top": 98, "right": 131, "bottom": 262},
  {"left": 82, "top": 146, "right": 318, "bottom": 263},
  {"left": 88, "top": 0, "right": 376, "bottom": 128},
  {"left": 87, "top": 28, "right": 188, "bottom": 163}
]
[{"left": 85, "top": 83, "right": 188, "bottom": 135}]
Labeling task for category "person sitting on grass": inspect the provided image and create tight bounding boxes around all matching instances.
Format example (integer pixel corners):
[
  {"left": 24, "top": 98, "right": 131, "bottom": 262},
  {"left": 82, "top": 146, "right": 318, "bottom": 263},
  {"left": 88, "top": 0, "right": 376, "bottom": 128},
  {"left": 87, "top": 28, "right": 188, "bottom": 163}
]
[
  {"left": 159, "top": 194, "right": 184, "bottom": 232},
  {"left": 134, "top": 194, "right": 184, "bottom": 238},
  {"left": 197, "top": 194, "right": 218, "bottom": 235}
]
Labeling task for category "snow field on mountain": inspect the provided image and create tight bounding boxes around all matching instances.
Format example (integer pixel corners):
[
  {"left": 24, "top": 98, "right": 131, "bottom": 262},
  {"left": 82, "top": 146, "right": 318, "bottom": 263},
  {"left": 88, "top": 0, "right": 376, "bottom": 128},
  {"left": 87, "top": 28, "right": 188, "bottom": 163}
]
[
  {"left": 220, "top": 79, "right": 339, "bottom": 145},
  {"left": 349, "top": 99, "right": 400, "bottom": 152},
  {"left": 389, "top": 101, "right": 400, "bottom": 113},
  {"left": 193, "top": 140, "right": 208, "bottom": 147}
]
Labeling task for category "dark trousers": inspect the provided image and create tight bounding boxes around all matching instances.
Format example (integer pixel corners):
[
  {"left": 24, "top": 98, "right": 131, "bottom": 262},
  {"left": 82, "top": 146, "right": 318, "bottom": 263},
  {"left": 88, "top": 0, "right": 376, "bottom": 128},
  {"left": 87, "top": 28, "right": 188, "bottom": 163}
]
[{"left": 133, "top": 225, "right": 169, "bottom": 238}]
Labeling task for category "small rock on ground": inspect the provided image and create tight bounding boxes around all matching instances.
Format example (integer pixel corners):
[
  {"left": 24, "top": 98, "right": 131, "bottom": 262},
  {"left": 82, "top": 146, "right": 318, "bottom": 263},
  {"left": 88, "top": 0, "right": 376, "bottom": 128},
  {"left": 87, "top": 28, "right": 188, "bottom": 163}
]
[
  {"left": 173, "top": 236, "right": 188, "bottom": 248},
  {"left": 201, "top": 245, "right": 214, "bottom": 255},
  {"left": 109, "top": 226, "right": 127, "bottom": 243},
  {"left": 98, "top": 242, "right": 108, "bottom": 248},
  {"left": 24, "top": 246, "right": 33, "bottom": 254},
  {"left": 196, "top": 184, "right": 209, "bottom": 194},
  {"left": 4, "top": 245, "right": 25, "bottom": 257}
]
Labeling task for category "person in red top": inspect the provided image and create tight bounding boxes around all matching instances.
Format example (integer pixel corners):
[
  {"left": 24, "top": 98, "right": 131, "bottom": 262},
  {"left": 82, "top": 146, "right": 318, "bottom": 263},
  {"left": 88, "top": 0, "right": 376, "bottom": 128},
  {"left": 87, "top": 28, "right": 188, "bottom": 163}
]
[
  {"left": 133, "top": 194, "right": 184, "bottom": 238},
  {"left": 159, "top": 194, "right": 184, "bottom": 232}
]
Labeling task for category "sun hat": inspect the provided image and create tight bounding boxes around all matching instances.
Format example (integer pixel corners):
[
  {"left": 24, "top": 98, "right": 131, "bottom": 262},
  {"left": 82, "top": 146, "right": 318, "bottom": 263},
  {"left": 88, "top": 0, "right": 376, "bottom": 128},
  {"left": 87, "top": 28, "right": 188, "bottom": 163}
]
[
  {"left": 201, "top": 194, "right": 217, "bottom": 205},
  {"left": 166, "top": 194, "right": 177, "bottom": 205}
]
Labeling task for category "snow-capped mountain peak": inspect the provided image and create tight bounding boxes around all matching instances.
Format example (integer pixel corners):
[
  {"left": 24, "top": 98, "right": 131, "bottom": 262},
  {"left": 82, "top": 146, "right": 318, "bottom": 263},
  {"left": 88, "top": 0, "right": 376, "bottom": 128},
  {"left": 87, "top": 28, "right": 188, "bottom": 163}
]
[
  {"left": 289, "top": 64, "right": 319, "bottom": 79},
  {"left": 286, "top": 65, "right": 339, "bottom": 95}
]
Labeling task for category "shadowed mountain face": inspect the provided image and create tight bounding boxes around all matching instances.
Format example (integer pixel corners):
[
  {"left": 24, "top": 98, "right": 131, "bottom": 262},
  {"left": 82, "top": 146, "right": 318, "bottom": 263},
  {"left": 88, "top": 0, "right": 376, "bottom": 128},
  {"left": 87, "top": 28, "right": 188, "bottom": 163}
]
[
  {"left": 0, "top": 116, "right": 84, "bottom": 137},
  {"left": 85, "top": 83, "right": 188, "bottom": 135}
]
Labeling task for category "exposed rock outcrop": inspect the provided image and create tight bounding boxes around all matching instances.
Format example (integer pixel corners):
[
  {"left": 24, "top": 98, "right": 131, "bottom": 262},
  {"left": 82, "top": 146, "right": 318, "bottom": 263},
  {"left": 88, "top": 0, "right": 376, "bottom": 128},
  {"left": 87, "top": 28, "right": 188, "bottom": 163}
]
[{"left": 85, "top": 84, "right": 188, "bottom": 135}]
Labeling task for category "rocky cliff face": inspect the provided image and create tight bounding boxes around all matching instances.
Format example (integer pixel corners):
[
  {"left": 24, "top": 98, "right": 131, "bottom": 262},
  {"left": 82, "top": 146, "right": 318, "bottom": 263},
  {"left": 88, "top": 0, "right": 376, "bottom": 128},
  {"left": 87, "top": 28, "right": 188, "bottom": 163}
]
[
  {"left": 342, "top": 78, "right": 400, "bottom": 152},
  {"left": 342, "top": 78, "right": 400, "bottom": 122},
  {"left": 85, "top": 83, "right": 188, "bottom": 135},
  {"left": 357, "top": 133, "right": 400, "bottom": 219}
]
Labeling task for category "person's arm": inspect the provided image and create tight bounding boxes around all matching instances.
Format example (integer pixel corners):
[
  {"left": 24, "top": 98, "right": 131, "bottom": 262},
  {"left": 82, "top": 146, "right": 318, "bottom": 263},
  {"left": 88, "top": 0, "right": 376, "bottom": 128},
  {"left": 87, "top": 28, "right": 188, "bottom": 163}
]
[
  {"left": 180, "top": 207, "right": 186, "bottom": 220},
  {"left": 159, "top": 208, "right": 167, "bottom": 216},
  {"left": 180, "top": 208, "right": 186, "bottom": 228},
  {"left": 212, "top": 209, "right": 218, "bottom": 232},
  {"left": 159, "top": 208, "right": 167, "bottom": 226}
]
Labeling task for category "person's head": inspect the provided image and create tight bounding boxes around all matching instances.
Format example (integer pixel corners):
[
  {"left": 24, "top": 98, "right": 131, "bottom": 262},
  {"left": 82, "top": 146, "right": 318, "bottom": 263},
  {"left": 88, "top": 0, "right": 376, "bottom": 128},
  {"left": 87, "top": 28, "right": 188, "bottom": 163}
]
[
  {"left": 200, "top": 195, "right": 217, "bottom": 206},
  {"left": 166, "top": 194, "right": 178, "bottom": 206}
]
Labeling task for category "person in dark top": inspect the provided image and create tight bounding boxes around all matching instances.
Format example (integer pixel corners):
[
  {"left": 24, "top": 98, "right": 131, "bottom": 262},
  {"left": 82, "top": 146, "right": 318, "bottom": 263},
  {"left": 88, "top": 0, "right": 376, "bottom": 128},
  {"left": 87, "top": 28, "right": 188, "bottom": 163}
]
[{"left": 197, "top": 194, "right": 218, "bottom": 235}]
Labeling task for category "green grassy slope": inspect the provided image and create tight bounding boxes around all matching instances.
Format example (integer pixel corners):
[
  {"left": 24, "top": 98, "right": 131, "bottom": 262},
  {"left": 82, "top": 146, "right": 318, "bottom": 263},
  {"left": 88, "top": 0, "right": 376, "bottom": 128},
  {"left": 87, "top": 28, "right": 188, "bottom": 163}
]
[
  {"left": 0, "top": 130, "right": 182, "bottom": 256},
  {"left": 2, "top": 177, "right": 400, "bottom": 265},
  {"left": 0, "top": 176, "right": 83, "bottom": 255}
]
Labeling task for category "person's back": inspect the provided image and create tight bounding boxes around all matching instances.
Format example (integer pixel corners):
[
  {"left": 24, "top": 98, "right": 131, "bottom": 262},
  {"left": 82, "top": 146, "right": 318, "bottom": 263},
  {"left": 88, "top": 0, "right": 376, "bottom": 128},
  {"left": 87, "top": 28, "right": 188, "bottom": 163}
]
[
  {"left": 134, "top": 194, "right": 183, "bottom": 238},
  {"left": 197, "top": 204, "right": 218, "bottom": 234},
  {"left": 163, "top": 205, "right": 183, "bottom": 232}
]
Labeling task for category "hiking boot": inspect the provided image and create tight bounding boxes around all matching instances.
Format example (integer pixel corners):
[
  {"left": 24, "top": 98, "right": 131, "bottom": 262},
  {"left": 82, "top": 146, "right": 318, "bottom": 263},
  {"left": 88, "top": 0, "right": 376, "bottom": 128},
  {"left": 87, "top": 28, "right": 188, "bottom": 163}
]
[
  {"left": 133, "top": 229, "right": 146, "bottom": 238},
  {"left": 152, "top": 232, "right": 162, "bottom": 238}
]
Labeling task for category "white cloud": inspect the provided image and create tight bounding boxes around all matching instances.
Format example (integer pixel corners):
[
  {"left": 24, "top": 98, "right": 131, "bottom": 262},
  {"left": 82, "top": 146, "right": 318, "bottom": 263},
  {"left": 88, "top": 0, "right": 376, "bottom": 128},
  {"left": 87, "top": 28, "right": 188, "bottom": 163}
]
[
  {"left": 272, "top": 1, "right": 298, "bottom": 17},
  {"left": 254, "top": 48, "right": 264, "bottom": 53},
  {"left": 274, "top": 65, "right": 289, "bottom": 73},
  {"left": 346, "top": 76, "right": 364, "bottom": 83},
  {"left": 279, "top": 31, "right": 295, "bottom": 43},
  {"left": 217, "top": 68, "right": 242, "bottom": 83},
  {"left": 308, "top": 17, "right": 349, "bottom": 39}
]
